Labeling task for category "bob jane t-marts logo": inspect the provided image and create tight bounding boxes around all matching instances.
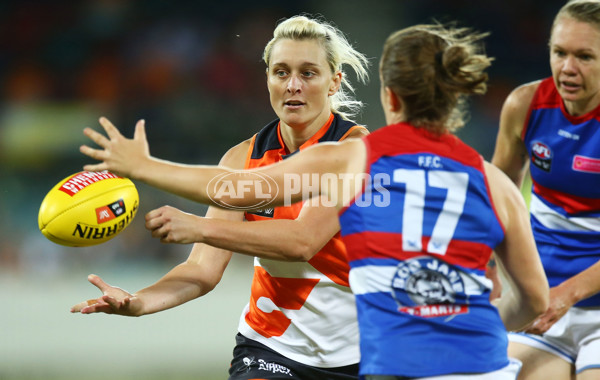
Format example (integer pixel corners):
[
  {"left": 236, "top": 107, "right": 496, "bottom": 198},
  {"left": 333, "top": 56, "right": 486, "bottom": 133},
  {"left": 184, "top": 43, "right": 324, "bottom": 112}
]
[
  {"left": 531, "top": 141, "right": 552, "bottom": 172},
  {"left": 391, "top": 256, "right": 468, "bottom": 318},
  {"left": 207, "top": 171, "right": 279, "bottom": 210}
]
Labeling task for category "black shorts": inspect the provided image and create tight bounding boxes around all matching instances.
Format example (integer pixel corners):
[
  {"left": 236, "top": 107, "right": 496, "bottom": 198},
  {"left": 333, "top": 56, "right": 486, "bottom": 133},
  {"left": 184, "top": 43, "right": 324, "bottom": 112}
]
[{"left": 228, "top": 333, "right": 359, "bottom": 380}]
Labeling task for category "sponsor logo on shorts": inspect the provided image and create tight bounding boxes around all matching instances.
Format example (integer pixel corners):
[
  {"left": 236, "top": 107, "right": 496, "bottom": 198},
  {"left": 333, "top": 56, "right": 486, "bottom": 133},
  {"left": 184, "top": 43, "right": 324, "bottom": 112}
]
[
  {"left": 257, "top": 359, "right": 293, "bottom": 376},
  {"left": 240, "top": 356, "right": 293, "bottom": 377},
  {"left": 240, "top": 356, "right": 256, "bottom": 373}
]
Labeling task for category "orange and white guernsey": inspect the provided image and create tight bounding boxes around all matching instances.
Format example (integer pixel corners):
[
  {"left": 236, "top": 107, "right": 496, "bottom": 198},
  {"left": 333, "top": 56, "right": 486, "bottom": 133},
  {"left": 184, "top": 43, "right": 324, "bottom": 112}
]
[{"left": 239, "top": 113, "right": 366, "bottom": 367}]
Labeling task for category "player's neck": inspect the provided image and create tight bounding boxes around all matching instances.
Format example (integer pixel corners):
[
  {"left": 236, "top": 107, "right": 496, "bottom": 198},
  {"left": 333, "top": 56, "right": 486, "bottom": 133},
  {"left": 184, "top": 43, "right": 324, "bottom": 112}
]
[{"left": 279, "top": 112, "right": 331, "bottom": 153}]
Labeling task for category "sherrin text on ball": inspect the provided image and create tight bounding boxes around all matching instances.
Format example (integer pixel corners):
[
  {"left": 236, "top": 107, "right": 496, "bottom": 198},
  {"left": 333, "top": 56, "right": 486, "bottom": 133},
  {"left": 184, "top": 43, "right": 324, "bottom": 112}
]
[{"left": 38, "top": 171, "right": 139, "bottom": 247}]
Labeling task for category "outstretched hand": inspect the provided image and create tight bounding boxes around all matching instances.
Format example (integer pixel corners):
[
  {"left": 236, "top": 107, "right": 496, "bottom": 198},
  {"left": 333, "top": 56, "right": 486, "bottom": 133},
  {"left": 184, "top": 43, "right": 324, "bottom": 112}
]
[
  {"left": 80, "top": 117, "right": 149, "bottom": 178},
  {"left": 70, "top": 274, "right": 142, "bottom": 316}
]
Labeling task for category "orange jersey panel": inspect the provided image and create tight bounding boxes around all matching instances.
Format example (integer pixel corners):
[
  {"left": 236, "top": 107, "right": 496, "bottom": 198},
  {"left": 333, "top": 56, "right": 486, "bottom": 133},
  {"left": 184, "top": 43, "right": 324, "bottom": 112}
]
[{"left": 237, "top": 113, "right": 366, "bottom": 367}]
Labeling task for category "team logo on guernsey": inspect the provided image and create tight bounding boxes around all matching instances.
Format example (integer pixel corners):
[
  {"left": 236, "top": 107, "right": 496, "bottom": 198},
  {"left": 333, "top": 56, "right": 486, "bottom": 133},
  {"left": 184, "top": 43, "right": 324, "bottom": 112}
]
[
  {"left": 531, "top": 141, "right": 552, "bottom": 172},
  {"left": 391, "top": 257, "right": 468, "bottom": 318}
]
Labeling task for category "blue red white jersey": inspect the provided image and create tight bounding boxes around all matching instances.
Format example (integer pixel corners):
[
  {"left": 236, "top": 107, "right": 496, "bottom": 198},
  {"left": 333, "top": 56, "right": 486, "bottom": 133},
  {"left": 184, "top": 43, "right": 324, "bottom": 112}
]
[
  {"left": 523, "top": 77, "right": 600, "bottom": 307},
  {"left": 239, "top": 113, "right": 367, "bottom": 367},
  {"left": 339, "top": 123, "right": 508, "bottom": 378}
]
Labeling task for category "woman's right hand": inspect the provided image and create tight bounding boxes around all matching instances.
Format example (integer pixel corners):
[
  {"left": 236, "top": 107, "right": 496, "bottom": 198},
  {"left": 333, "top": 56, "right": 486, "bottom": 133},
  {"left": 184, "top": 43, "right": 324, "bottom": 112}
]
[{"left": 70, "top": 274, "right": 142, "bottom": 316}]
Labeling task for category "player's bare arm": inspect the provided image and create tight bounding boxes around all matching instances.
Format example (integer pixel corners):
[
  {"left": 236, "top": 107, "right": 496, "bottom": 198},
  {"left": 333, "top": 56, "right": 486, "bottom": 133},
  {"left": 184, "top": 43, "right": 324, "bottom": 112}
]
[
  {"left": 484, "top": 161, "right": 549, "bottom": 331},
  {"left": 144, "top": 131, "right": 367, "bottom": 261},
  {"left": 81, "top": 117, "right": 367, "bottom": 211},
  {"left": 72, "top": 142, "right": 247, "bottom": 316},
  {"left": 491, "top": 81, "right": 540, "bottom": 187}
]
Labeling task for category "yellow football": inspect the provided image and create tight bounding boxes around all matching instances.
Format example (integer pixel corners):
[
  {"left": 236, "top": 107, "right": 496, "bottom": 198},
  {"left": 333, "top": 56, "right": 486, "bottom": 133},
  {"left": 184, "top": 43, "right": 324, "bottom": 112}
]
[{"left": 38, "top": 171, "right": 139, "bottom": 247}]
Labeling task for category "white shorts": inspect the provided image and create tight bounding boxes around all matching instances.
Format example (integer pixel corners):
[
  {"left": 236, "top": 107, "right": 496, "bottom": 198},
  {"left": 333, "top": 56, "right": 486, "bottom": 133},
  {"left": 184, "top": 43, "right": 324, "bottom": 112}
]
[
  {"left": 508, "top": 306, "right": 600, "bottom": 373},
  {"left": 365, "top": 358, "right": 522, "bottom": 379}
]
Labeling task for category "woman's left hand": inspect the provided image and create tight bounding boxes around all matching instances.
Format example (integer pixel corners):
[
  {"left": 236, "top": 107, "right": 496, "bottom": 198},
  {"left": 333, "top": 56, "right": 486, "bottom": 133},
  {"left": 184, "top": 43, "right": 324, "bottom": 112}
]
[
  {"left": 80, "top": 117, "right": 150, "bottom": 178},
  {"left": 524, "top": 283, "right": 574, "bottom": 335}
]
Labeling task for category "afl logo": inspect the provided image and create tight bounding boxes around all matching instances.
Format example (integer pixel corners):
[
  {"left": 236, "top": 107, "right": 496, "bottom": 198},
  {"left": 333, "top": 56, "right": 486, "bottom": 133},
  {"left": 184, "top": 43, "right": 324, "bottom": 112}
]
[
  {"left": 532, "top": 141, "right": 552, "bottom": 159},
  {"left": 206, "top": 171, "right": 279, "bottom": 210},
  {"left": 531, "top": 141, "right": 552, "bottom": 172}
]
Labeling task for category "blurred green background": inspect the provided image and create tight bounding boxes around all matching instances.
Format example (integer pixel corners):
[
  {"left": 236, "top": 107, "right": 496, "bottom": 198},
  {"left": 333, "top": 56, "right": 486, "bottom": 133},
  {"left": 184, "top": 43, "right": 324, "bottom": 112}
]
[{"left": 1, "top": 0, "right": 556, "bottom": 379}]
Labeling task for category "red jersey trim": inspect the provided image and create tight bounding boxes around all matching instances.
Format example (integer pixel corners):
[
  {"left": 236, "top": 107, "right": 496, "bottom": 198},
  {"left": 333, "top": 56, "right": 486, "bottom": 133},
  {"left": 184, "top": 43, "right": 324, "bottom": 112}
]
[
  {"left": 532, "top": 178, "right": 600, "bottom": 214},
  {"left": 344, "top": 231, "right": 493, "bottom": 270}
]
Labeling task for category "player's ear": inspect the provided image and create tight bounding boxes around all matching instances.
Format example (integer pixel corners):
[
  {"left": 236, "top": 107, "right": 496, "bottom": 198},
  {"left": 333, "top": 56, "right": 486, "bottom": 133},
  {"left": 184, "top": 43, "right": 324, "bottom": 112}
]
[
  {"left": 381, "top": 86, "right": 402, "bottom": 114},
  {"left": 329, "top": 71, "right": 342, "bottom": 96},
  {"left": 384, "top": 87, "right": 401, "bottom": 112}
]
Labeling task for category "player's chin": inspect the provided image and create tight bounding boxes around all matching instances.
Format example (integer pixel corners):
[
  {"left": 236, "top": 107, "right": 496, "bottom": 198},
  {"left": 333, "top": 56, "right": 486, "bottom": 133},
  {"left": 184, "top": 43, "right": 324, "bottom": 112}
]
[
  {"left": 557, "top": 85, "right": 583, "bottom": 100},
  {"left": 280, "top": 113, "right": 312, "bottom": 129}
]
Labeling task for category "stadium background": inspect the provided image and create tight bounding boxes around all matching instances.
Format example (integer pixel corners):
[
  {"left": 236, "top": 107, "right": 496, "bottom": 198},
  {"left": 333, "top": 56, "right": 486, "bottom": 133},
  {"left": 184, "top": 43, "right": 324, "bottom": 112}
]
[{"left": 0, "top": 1, "right": 561, "bottom": 379}]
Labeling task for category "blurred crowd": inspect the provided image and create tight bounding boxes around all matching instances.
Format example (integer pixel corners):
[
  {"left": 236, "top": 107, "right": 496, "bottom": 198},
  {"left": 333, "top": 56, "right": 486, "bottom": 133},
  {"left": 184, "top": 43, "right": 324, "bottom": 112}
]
[
  {"left": 0, "top": 0, "right": 302, "bottom": 276},
  {"left": 0, "top": 0, "right": 564, "bottom": 277}
]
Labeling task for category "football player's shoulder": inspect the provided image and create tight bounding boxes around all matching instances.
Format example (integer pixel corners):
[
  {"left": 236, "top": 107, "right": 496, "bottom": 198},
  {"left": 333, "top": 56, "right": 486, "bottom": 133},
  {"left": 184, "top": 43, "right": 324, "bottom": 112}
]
[
  {"left": 220, "top": 138, "right": 253, "bottom": 169},
  {"left": 344, "top": 125, "right": 370, "bottom": 140},
  {"left": 503, "top": 80, "right": 540, "bottom": 116}
]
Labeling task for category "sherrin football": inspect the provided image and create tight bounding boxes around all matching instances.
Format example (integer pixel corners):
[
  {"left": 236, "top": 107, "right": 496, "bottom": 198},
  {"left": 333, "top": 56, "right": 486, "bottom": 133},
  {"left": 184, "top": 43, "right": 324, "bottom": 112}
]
[{"left": 38, "top": 171, "right": 139, "bottom": 247}]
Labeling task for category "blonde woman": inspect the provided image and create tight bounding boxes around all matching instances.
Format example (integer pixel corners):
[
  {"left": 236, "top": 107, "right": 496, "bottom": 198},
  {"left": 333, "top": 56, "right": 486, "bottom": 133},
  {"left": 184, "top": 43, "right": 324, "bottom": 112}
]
[{"left": 72, "top": 15, "right": 369, "bottom": 380}]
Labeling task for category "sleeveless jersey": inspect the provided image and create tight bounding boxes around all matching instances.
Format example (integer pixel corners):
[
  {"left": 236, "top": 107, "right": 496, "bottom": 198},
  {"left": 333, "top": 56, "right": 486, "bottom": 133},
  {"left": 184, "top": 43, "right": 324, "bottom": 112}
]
[
  {"left": 339, "top": 123, "right": 507, "bottom": 378},
  {"left": 523, "top": 77, "right": 600, "bottom": 307},
  {"left": 238, "top": 113, "right": 367, "bottom": 367}
]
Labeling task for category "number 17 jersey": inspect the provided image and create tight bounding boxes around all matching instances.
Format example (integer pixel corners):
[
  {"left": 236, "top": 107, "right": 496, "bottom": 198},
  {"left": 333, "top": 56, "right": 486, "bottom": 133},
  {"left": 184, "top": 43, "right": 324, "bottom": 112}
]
[{"left": 339, "top": 122, "right": 508, "bottom": 378}]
